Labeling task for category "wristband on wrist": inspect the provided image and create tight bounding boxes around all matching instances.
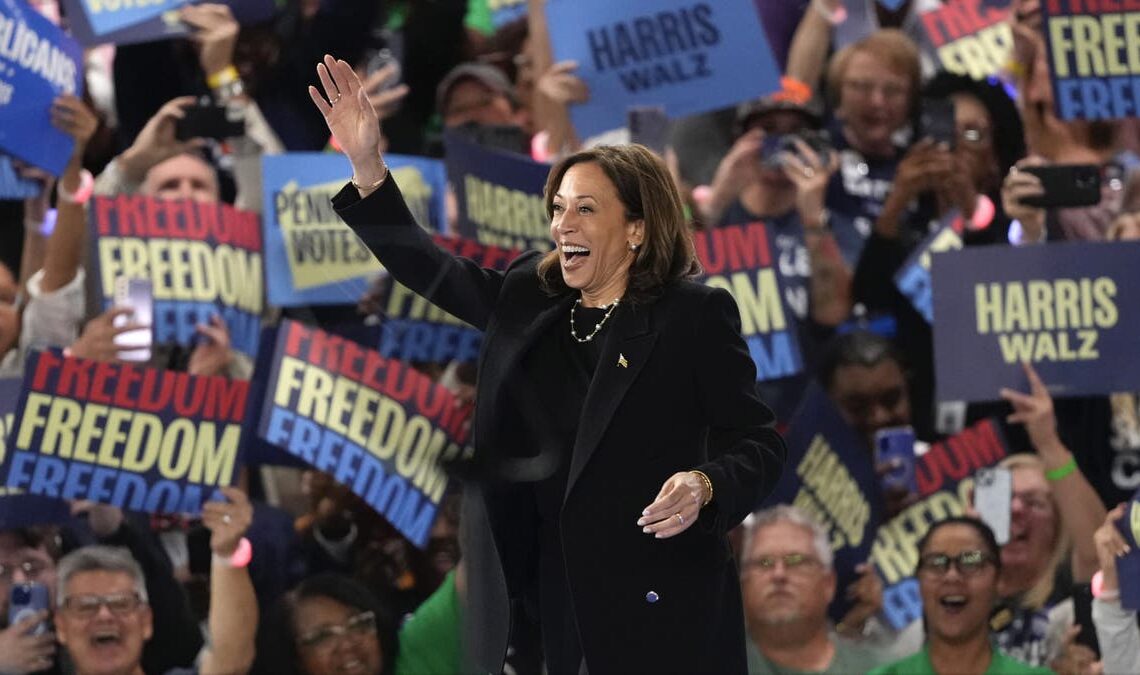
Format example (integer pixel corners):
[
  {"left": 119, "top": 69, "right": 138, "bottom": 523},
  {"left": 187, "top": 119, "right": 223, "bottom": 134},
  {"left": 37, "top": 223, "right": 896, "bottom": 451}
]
[
  {"left": 212, "top": 536, "right": 252, "bottom": 568},
  {"left": 1045, "top": 456, "right": 1078, "bottom": 482},
  {"left": 812, "top": 0, "right": 847, "bottom": 25},
  {"left": 690, "top": 470, "right": 713, "bottom": 507},
  {"left": 58, "top": 169, "right": 94, "bottom": 205},
  {"left": 207, "top": 65, "right": 240, "bottom": 89}
]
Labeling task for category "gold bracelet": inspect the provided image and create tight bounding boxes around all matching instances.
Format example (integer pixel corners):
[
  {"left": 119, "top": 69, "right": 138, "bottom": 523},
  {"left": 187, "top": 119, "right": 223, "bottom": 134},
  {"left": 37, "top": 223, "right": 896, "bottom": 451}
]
[
  {"left": 207, "top": 65, "right": 240, "bottom": 89},
  {"left": 352, "top": 165, "right": 389, "bottom": 192},
  {"left": 690, "top": 470, "right": 713, "bottom": 507}
]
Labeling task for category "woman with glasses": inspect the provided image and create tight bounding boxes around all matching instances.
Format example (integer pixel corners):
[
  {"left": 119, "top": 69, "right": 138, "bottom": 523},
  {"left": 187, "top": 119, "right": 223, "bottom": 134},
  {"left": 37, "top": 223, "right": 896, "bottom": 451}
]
[
  {"left": 254, "top": 573, "right": 397, "bottom": 675},
  {"left": 870, "top": 517, "right": 1051, "bottom": 675}
]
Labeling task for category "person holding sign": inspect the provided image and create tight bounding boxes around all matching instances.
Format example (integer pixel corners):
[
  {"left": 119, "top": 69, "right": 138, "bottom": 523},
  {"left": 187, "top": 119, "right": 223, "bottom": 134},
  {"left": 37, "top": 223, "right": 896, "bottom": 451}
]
[
  {"left": 1090, "top": 503, "right": 1140, "bottom": 675},
  {"left": 870, "top": 517, "right": 1052, "bottom": 674},
  {"left": 311, "top": 54, "right": 786, "bottom": 674}
]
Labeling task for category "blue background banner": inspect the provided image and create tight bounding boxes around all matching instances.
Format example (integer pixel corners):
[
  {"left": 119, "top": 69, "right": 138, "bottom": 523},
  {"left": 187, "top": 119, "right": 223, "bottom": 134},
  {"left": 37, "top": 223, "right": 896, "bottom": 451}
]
[
  {"left": 764, "top": 383, "right": 883, "bottom": 623},
  {"left": 0, "top": 376, "right": 71, "bottom": 528},
  {"left": 0, "top": 351, "right": 248, "bottom": 515},
  {"left": 444, "top": 131, "right": 552, "bottom": 252},
  {"left": 932, "top": 240, "right": 1140, "bottom": 402},
  {"left": 490, "top": 0, "right": 527, "bottom": 27},
  {"left": 0, "top": 0, "right": 83, "bottom": 175},
  {"left": 261, "top": 152, "right": 446, "bottom": 307},
  {"left": 546, "top": 0, "right": 779, "bottom": 138}
]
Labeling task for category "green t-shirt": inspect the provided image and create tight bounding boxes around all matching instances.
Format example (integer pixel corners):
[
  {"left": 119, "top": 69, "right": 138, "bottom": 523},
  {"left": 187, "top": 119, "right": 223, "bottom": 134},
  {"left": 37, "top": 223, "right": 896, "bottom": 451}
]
[
  {"left": 395, "top": 571, "right": 462, "bottom": 675},
  {"left": 747, "top": 639, "right": 882, "bottom": 675},
  {"left": 868, "top": 646, "right": 1054, "bottom": 675}
]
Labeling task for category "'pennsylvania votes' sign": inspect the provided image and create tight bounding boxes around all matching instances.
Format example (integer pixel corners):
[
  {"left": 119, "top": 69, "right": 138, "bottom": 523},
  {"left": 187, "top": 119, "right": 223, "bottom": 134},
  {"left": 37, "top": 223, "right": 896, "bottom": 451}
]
[
  {"left": 1040, "top": 0, "right": 1140, "bottom": 120},
  {"left": 257, "top": 320, "right": 474, "bottom": 547},
  {"left": 0, "top": 350, "right": 248, "bottom": 514},
  {"left": 932, "top": 240, "right": 1140, "bottom": 402},
  {"left": 692, "top": 222, "right": 803, "bottom": 381}
]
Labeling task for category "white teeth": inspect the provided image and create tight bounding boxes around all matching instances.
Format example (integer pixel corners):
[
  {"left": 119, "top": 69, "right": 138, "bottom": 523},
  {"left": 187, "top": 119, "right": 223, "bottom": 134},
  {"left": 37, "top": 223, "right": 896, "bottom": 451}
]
[{"left": 562, "top": 245, "right": 589, "bottom": 254}]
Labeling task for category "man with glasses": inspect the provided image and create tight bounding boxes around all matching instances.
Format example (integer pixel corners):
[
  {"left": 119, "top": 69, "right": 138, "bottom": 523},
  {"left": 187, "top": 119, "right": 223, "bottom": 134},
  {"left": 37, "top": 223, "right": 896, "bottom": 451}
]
[
  {"left": 740, "top": 505, "right": 882, "bottom": 674},
  {"left": 51, "top": 487, "right": 257, "bottom": 675},
  {"left": 0, "top": 528, "right": 60, "bottom": 673}
]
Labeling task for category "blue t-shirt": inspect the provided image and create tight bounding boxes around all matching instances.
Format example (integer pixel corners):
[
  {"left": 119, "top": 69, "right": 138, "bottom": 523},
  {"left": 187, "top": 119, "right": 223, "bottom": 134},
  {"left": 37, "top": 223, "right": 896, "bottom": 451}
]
[{"left": 824, "top": 123, "right": 904, "bottom": 267}]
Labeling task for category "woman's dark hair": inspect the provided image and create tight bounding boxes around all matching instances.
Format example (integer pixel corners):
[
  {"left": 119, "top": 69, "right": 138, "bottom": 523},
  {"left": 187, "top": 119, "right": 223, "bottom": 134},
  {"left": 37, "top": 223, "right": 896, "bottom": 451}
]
[
  {"left": 915, "top": 516, "right": 1003, "bottom": 576},
  {"left": 537, "top": 144, "right": 701, "bottom": 304},
  {"left": 923, "top": 72, "right": 1026, "bottom": 178},
  {"left": 817, "top": 330, "right": 904, "bottom": 391},
  {"left": 251, "top": 573, "right": 398, "bottom": 675}
]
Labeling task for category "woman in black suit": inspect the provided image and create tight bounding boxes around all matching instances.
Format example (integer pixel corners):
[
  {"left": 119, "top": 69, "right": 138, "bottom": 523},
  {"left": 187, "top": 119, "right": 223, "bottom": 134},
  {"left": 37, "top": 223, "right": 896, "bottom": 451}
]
[{"left": 309, "top": 55, "right": 786, "bottom": 674}]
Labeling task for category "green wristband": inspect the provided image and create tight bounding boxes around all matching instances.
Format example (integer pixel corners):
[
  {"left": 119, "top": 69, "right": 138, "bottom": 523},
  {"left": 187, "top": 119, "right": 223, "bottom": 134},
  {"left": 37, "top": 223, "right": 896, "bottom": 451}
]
[{"left": 1045, "top": 456, "right": 1077, "bottom": 482}]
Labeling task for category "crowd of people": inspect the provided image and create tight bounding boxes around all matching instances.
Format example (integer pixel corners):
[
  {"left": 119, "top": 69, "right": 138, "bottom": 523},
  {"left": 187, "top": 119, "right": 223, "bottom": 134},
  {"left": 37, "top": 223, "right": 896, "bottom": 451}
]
[{"left": 1, "top": 0, "right": 1139, "bottom": 672}]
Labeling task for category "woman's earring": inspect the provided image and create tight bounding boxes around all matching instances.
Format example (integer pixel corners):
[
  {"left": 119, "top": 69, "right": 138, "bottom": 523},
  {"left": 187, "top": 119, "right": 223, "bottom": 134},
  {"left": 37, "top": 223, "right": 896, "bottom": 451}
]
[{"left": 629, "top": 243, "right": 639, "bottom": 251}]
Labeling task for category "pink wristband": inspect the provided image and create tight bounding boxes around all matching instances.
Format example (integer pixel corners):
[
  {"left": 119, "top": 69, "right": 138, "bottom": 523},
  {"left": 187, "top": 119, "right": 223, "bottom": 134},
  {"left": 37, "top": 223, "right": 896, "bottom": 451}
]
[
  {"left": 214, "top": 536, "right": 252, "bottom": 568},
  {"left": 58, "top": 169, "right": 94, "bottom": 205}
]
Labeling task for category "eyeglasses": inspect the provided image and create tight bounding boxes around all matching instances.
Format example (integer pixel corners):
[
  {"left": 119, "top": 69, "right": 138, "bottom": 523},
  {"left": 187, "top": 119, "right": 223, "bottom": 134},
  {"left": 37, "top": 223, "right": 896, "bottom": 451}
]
[
  {"left": 0, "top": 559, "right": 50, "bottom": 582},
  {"left": 297, "top": 611, "right": 377, "bottom": 651},
  {"left": 918, "top": 550, "right": 994, "bottom": 577},
  {"left": 1012, "top": 491, "right": 1052, "bottom": 513},
  {"left": 842, "top": 79, "right": 909, "bottom": 101},
  {"left": 61, "top": 592, "right": 144, "bottom": 618},
  {"left": 958, "top": 126, "right": 992, "bottom": 146},
  {"left": 742, "top": 553, "right": 822, "bottom": 574}
]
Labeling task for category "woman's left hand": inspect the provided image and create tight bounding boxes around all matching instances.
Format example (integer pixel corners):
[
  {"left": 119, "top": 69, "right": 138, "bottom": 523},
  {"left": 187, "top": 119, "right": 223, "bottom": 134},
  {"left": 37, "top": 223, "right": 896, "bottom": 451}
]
[{"left": 637, "top": 472, "right": 708, "bottom": 538}]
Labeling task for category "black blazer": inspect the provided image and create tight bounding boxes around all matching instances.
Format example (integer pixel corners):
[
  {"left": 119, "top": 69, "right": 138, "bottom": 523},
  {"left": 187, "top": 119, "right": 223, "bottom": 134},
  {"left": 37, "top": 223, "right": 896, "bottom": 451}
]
[{"left": 334, "top": 178, "right": 786, "bottom": 674}]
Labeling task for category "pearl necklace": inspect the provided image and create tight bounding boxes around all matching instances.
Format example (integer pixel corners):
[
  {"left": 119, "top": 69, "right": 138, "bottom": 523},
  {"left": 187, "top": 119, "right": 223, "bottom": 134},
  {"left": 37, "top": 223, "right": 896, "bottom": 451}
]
[{"left": 569, "top": 298, "right": 620, "bottom": 343}]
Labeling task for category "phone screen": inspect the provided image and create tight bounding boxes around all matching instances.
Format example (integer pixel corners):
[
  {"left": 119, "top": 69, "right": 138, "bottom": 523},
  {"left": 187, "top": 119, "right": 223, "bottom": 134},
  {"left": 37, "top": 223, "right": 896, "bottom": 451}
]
[
  {"left": 113, "top": 277, "right": 153, "bottom": 362},
  {"left": 920, "top": 98, "right": 957, "bottom": 149},
  {"left": 874, "top": 426, "right": 918, "bottom": 494},
  {"left": 9, "top": 583, "right": 50, "bottom": 635},
  {"left": 974, "top": 467, "right": 1012, "bottom": 545}
]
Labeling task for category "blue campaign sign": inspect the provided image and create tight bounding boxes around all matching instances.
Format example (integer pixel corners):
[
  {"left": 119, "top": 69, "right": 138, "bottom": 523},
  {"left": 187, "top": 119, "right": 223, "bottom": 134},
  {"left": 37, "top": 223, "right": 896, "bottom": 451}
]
[
  {"left": 261, "top": 152, "right": 446, "bottom": 307},
  {"left": 1040, "top": 1, "right": 1140, "bottom": 120},
  {"left": 894, "top": 216, "right": 964, "bottom": 323},
  {"left": 0, "top": 351, "right": 248, "bottom": 515},
  {"left": 0, "top": 154, "right": 42, "bottom": 199},
  {"left": 765, "top": 383, "right": 883, "bottom": 623},
  {"left": 444, "top": 130, "right": 553, "bottom": 252},
  {"left": 0, "top": 0, "right": 83, "bottom": 175},
  {"left": 0, "top": 376, "right": 72, "bottom": 528},
  {"left": 692, "top": 222, "right": 804, "bottom": 382},
  {"left": 60, "top": 0, "right": 279, "bottom": 47},
  {"left": 546, "top": 0, "right": 780, "bottom": 138},
  {"left": 932, "top": 240, "right": 1140, "bottom": 402}
]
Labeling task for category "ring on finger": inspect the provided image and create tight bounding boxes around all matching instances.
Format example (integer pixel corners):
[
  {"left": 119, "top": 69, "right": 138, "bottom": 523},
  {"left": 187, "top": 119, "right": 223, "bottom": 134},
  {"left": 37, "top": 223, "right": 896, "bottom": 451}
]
[
  {"left": 674, "top": 512, "right": 685, "bottom": 526},
  {"left": 803, "top": 167, "right": 815, "bottom": 178},
  {"left": 222, "top": 513, "right": 232, "bottom": 525},
  {"left": 331, "top": 93, "right": 342, "bottom": 106}
]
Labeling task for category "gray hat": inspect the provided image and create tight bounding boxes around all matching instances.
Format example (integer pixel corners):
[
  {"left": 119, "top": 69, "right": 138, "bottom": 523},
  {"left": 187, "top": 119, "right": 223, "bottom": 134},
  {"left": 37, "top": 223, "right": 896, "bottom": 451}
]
[
  {"left": 436, "top": 63, "right": 515, "bottom": 115},
  {"left": 735, "top": 78, "right": 823, "bottom": 133}
]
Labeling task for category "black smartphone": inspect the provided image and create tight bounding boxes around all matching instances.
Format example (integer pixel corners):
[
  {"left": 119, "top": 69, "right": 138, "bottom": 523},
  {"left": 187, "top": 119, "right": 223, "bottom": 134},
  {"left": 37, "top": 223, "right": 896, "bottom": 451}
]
[
  {"left": 760, "top": 130, "right": 832, "bottom": 170},
  {"left": 920, "top": 98, "right": 957, "bottom": 149},
  {"left": 1020, "top": 164, "right": 1101, "bottom": 208},
  {"left": 1072, "top": 583, "right": 1100, "bottom": 653},
  {"left": 175, "top": 102, "right": 245, "bottom": 141}
]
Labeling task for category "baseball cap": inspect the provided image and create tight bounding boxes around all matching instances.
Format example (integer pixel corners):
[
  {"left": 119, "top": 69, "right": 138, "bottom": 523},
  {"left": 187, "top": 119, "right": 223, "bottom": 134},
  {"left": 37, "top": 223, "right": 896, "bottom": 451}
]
[
  {"left": 735, "top": 77, "right": 823, "bottom": 132},
  {"left": 436, "top": 63, "right": 515, "bottom": 116}
]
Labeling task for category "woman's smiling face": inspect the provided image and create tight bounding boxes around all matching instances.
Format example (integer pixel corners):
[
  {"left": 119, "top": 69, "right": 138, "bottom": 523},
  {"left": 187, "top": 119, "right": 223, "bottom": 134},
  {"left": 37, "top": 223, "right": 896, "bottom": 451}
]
[{"left": 550, "top": 161, "right": 643, "bottom": 305}]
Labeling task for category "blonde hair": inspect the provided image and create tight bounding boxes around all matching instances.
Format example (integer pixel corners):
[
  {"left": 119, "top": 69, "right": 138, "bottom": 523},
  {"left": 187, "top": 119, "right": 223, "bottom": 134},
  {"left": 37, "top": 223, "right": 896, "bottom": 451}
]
[
  {"left": 999, "top": 454, "right": 1070, "bottom": 610},
  {"left": 826, "top": 29, "right": 921, "bottom": 115}
]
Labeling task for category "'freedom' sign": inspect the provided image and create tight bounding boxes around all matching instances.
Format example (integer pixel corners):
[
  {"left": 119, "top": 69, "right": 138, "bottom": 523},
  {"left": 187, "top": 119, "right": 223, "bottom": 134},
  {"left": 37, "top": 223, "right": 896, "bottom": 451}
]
[
  {"left": 932, "top": 240, "right": 1140, "bottom": 402},
  {"left": 546, "top": 0, "right": 780, "bottom": 138},
  {"left": 0, "top": 351, "right": 248, "bottom": 514},
  {"left": 692, "top": 222, "right": 803, "bottom": 381},
  {"left": 257, "top": 321, "right": 474, "bottom": 547},
  {"left": 918, "top": 0, "right": 1012, "bottom": 80},
  {"left": 90, "top": 194, "right": 264, "bottom": 357},
  {"left": 0, "top": 0, "right": 83, "bottom": 175},
  {"left": 1040, "top": 0, "right": 1140, "bottom": 119}
]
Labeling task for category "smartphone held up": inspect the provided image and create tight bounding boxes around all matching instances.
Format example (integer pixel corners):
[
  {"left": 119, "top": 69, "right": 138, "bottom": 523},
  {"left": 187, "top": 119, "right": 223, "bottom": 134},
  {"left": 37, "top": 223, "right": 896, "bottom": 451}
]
[{"left": 113, "top": 277, "right": 153, "bottom": 363}]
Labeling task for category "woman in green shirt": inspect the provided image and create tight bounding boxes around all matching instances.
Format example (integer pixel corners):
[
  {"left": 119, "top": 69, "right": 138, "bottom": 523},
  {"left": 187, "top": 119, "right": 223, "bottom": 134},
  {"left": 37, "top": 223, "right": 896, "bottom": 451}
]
[{"left": 871, "top": 517, "right": 1052, "bottom": 675}]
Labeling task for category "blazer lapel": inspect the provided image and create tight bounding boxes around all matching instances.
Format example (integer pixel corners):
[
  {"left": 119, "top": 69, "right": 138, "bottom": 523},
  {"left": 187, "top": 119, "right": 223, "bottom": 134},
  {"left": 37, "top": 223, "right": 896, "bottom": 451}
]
[{"left": 564, "top": 301, "right": 658, "bottom": 501}]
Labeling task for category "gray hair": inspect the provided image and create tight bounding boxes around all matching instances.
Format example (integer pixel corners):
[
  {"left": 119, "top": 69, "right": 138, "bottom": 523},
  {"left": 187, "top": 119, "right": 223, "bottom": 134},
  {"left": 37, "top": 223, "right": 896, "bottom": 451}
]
[
  {"left": 56, "top": 545, "right": 149, "bottom": 607},
  {"left": 741, "top": 505, "right": 834, "bottom": 570}
]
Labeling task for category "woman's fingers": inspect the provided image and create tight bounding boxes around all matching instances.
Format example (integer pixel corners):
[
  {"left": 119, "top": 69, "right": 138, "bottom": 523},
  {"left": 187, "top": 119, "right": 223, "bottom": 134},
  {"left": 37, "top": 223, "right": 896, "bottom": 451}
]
[
  {"left": 308, "top": 85, "right": 331, "bottom": 116},
  {"left": 317, "top": 60, "right": 339, "bottom": 104}
]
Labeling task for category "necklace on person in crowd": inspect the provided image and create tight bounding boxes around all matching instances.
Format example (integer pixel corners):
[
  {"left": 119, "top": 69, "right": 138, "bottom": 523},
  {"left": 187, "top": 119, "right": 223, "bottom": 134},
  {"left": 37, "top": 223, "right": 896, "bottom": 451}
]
[{"left": 569, "top": 297, "right": 620, "bottom": 343}]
